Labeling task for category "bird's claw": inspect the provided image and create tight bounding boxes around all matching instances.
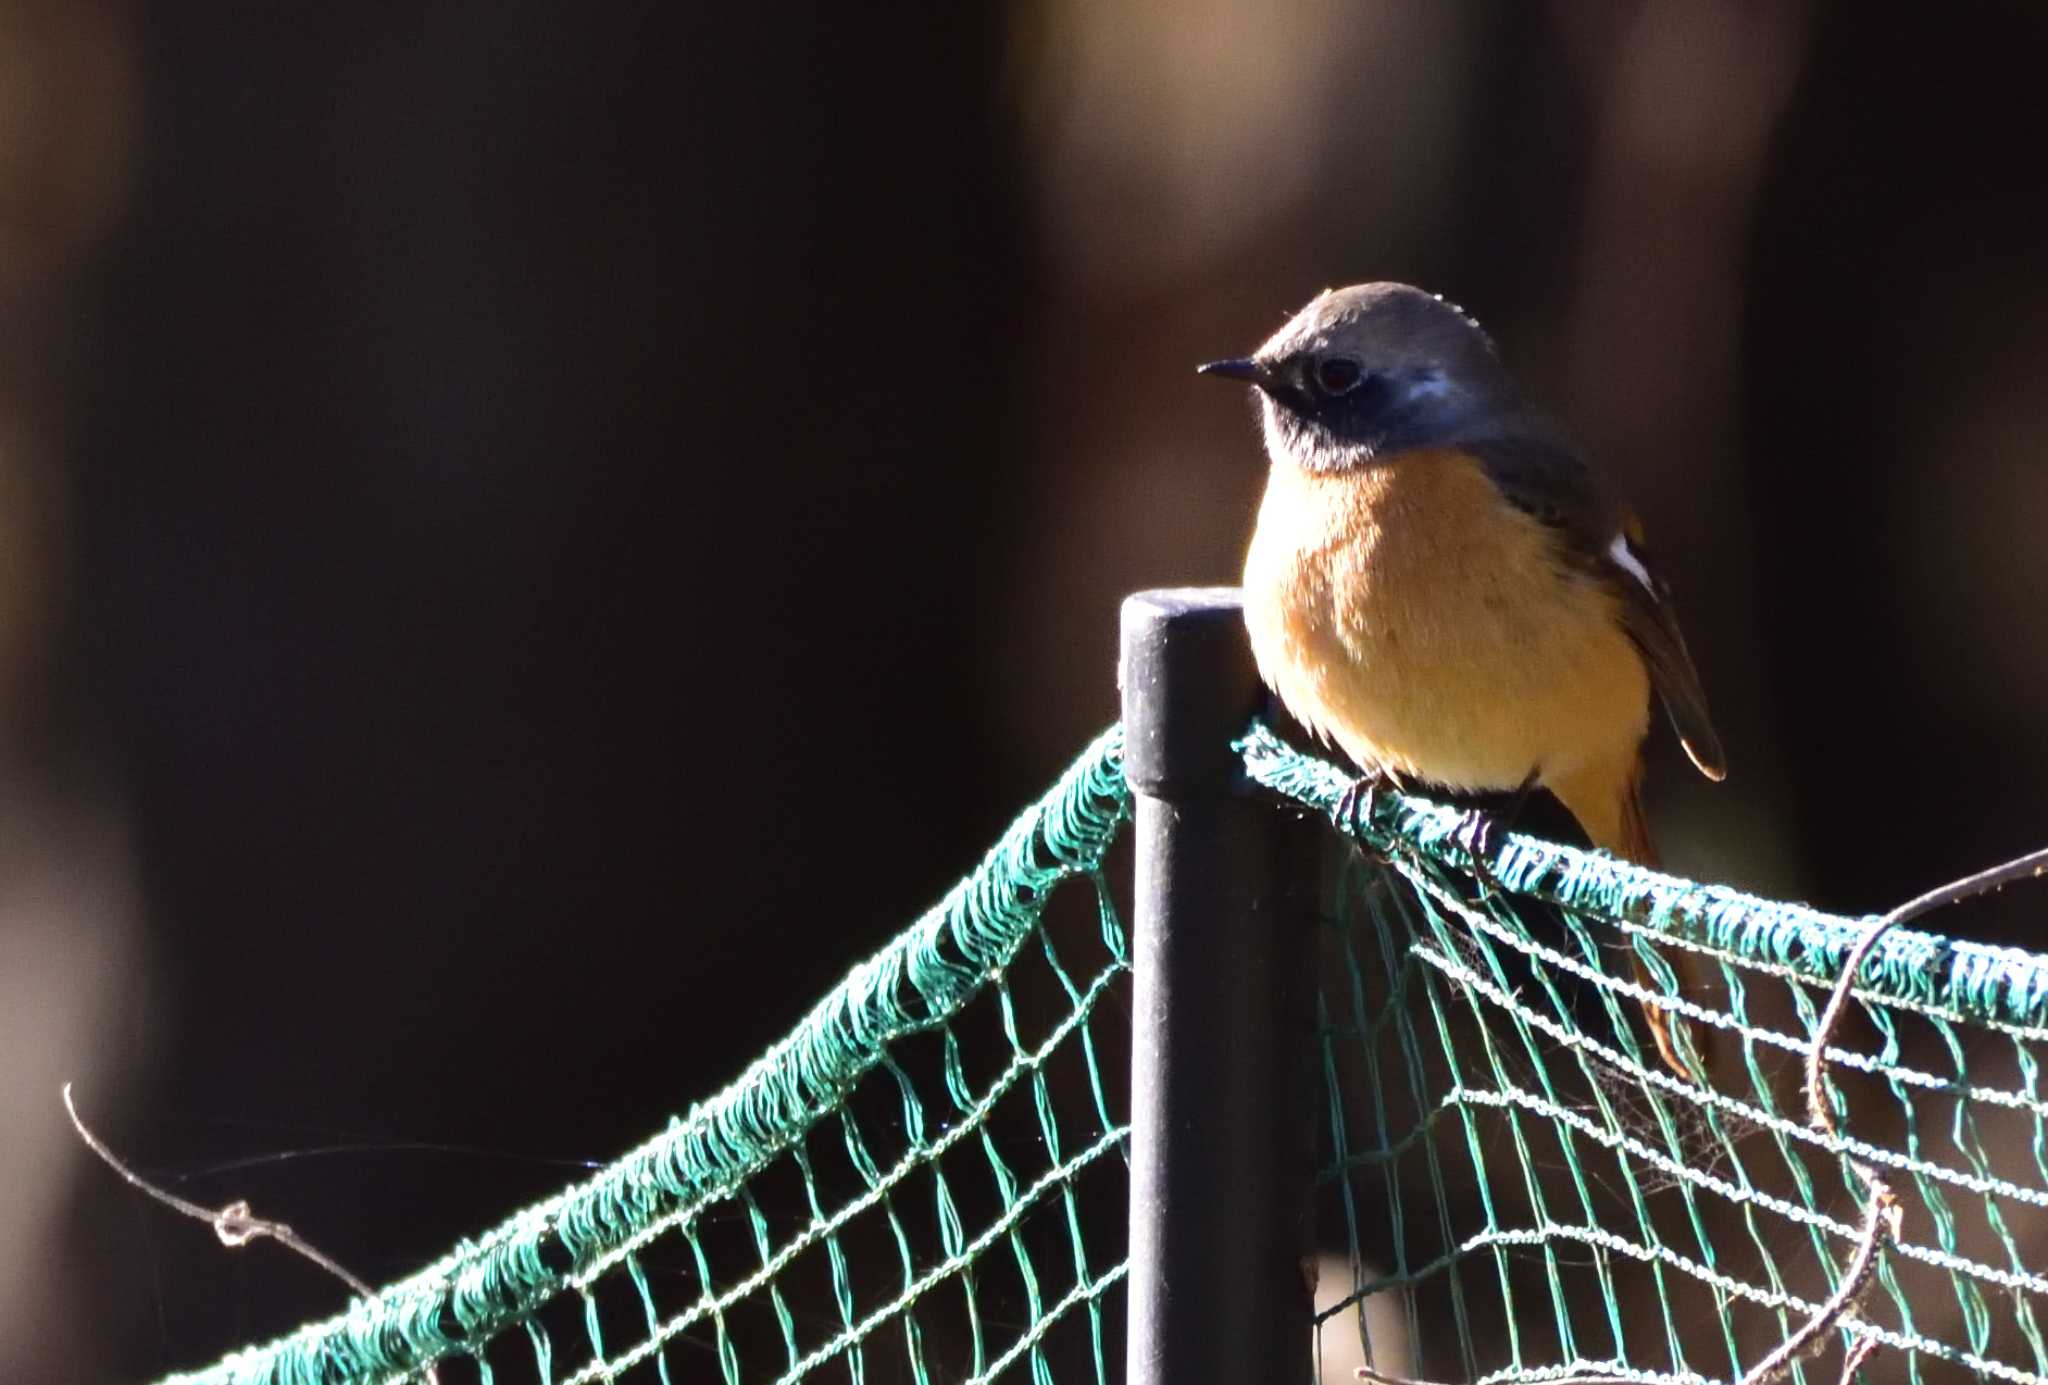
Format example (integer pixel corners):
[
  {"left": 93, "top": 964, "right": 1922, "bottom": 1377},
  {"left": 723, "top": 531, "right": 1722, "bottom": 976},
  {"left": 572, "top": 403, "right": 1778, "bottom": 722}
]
[
  {"left": 1455, "top": 807, "right": 1504, "bottom": 899},
  {"left": 1334, "top": 773, "right": 1386, "bottom": 837}
]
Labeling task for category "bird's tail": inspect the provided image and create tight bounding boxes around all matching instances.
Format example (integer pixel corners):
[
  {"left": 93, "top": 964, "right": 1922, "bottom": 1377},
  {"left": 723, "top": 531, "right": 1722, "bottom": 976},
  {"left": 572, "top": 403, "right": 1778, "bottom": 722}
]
[
  {"left": 1555, "top": 755, "right": 1709, "bottom": 1081},
  {"left": 1623, "top": 770, "right": 1714, "bottom": 1080},
  {"left": 1614, "top": 766, "right": 1658, "bottom": 868}
]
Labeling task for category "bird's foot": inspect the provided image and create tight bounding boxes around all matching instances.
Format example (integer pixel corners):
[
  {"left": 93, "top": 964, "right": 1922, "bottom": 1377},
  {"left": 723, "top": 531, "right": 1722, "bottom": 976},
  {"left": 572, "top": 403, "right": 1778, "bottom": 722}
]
[
  {"left": 1455, "top": 807, "right": 1505, "bottom": 899},
  {"left": 1455, "top": 769, "right": 1538, "bottom": 900},
  {"left": 1334, "top": 772, "right": 1388, "bottom": 838}
]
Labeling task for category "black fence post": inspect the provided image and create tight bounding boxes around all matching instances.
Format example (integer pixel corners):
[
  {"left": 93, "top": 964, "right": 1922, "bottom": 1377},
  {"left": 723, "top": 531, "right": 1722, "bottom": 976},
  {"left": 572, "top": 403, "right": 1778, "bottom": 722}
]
[{"left": 1121, "top": 587, "right": 1320, "bottom": 1385}]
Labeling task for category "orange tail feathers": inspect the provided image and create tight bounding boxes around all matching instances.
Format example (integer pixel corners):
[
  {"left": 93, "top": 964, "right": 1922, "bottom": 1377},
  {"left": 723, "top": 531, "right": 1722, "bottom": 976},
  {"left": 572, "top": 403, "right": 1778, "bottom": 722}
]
[
  {"left": 1613, "top": 764, "right": 1659, "bottom": 868},
  {"left": 1552, "top": 754, "right": 1708, "bottom": 1082}
]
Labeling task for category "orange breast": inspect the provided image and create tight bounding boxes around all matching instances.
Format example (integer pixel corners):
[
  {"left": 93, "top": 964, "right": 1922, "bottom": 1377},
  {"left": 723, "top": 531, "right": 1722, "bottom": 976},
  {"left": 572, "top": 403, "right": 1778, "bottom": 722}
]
[{"left": 1242, "top": 448, "right": 1651, "bottom": 848}]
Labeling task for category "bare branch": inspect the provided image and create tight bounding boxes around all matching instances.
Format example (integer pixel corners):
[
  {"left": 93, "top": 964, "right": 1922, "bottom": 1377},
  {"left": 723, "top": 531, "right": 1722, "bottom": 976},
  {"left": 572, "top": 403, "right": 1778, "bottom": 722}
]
[
  {"left": 1361, "top": 845, "right": 2048, "bottom": 1385},
  {"left": 1358, "top": 1370, "right": 1644, "bottom": 1385},
  {"left": 1767, "top": 844, "right": 2048, "bottom": 1384},
  {"left": 65, "top": 1083, "right": 442, "bottom": 1384},
  {"left": 1806, "top": 845, "right": 2048, "bottom": 1134},
  {"left": 1837, "top": 1334, "right": 1882, "bottom": 1384},
  {"left": 1733, "top": 1179, "right": 1899, "bottom": 1385},
  {"left": 65, "top": 1083, "right": 376, "bottom": 1296}
]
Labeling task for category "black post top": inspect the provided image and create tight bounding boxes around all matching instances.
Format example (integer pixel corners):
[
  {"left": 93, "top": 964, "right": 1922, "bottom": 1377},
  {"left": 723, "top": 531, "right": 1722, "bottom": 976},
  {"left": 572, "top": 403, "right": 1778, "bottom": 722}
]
[
  {"left": 1120, "top": 583, "right": 1317, "bottom": 1385},
  {"left": 1120, "top": 587, "right": 1259, "bottom": 798}
]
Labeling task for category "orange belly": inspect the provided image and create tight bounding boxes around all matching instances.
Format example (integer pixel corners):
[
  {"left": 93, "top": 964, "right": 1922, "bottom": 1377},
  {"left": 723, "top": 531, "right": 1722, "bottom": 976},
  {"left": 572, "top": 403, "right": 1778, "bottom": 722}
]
[{"left": 1242, "top": 448, "right": 1651, "bottom": 852}]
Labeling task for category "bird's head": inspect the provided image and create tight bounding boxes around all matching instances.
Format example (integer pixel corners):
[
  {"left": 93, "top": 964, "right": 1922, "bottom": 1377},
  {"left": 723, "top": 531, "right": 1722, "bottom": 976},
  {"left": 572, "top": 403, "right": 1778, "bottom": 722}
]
[{"left": 1200, "top": 282, "right": 1518, "bottom": 471}]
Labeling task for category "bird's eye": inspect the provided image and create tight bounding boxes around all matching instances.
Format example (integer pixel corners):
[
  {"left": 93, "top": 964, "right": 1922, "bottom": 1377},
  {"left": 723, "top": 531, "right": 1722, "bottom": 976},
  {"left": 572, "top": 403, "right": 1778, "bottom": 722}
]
[{"left": 1316, "top": 357, "right": 1364, "bottom": 395}]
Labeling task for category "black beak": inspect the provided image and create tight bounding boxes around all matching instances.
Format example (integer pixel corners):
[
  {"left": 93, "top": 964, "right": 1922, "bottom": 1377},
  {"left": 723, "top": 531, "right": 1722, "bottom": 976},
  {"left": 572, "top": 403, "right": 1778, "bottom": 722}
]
[{"left": 1197, "top": 357, "right": 1273, "bottom": 389}]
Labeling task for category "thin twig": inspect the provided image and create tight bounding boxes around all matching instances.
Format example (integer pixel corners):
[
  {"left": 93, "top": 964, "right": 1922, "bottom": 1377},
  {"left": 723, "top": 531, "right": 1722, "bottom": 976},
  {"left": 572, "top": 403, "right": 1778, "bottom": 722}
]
[
  {"left": 64, "top": 1083, "right": 376, "bottom": 1296},
  {"left": 65, "top": 1083, "right": 442, "bottom": 1383},
  {"left": 1732, "top": 1182, "right": 1898, "bottom": 1385},
  {"left": 1358, "top": 1372, "right": 1644, "bottom": 1384},
  {"left": 1359, "top": 845, "right": 2048, "bottom": 1385},
  {"left": 1762, "top": 844, "right": 2048, "bottom": 1385},
  {"left": 1836, "top": 1334, "right": 1882, "bottom": 1384},
  {"left": 1805, "top": 845, "right": 2048, "bottom": 1130}
]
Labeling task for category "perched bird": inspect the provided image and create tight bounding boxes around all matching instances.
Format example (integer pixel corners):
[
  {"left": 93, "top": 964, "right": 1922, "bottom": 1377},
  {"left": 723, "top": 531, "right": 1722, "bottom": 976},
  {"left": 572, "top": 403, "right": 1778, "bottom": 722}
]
[{"left": 1203, "top": 282, "right": 1725, "bottom": 1077}]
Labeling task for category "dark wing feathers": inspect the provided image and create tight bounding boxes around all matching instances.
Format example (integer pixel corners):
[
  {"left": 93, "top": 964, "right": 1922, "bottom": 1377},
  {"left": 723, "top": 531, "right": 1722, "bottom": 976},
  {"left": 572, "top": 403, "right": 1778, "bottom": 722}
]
[
  {"left": 1609, "top": 541, "right": 1728, "bottom": 780},
  {"left": 1458, "top": 431, "right": 1616, "bottom": 554},
  {"left": 1462, "top": 433, "right": 1727, "bottom": 782}
]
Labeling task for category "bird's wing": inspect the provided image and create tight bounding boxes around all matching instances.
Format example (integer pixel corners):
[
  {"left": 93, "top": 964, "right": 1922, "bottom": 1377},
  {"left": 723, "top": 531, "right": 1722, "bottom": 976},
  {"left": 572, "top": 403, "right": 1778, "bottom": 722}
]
[
  {"left": 1463, "top": 433, "right": 1728, "bottom": 782},
  {"left": 1600, "top": 514, "right": 1728, "bottom": 781}
]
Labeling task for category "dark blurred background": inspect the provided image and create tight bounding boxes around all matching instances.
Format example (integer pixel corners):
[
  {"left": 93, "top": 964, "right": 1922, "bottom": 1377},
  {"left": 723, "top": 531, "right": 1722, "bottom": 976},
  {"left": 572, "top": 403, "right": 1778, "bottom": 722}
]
[{"left": 6, "top": 2, "right": 2047, "bottom": 1379}]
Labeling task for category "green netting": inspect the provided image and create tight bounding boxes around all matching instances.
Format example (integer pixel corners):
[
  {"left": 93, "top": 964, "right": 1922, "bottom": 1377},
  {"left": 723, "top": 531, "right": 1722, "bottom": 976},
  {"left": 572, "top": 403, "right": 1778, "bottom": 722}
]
[
  {"left": 147, "top": 721, "right": 2048, "bottom": 1385},
  {"left": 1236, "top": 723, "right": 2048, "bottom": 1385},
  {"left": 158, "top": 727, "right": 1135, "bottom": 1385}
]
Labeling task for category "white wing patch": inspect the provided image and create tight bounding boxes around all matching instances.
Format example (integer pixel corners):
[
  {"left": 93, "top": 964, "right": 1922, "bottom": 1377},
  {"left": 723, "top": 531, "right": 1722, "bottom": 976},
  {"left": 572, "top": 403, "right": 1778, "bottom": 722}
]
[{"left": 1607, "top": 532, "right": 1657, "bottom": 599}]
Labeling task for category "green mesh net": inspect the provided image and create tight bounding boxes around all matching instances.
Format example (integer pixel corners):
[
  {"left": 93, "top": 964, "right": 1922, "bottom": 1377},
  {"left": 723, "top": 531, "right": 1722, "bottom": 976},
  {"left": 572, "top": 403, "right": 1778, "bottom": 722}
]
[
  {"left": 149, "top": 722, "right": 2048, "bottom": 1385},
  {"left": 1237, "top": 724, "right": 2048, "bottom": 1385},
  {"left": 156, "top": 727, "right": 1134, "bottom": 1385}
]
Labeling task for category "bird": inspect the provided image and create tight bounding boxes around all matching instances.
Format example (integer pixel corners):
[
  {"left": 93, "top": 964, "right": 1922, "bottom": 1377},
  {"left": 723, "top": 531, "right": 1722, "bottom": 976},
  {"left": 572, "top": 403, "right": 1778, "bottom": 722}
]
[{"left": 1201, "top": 282, "right": 1726, "bottom": 1078}]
